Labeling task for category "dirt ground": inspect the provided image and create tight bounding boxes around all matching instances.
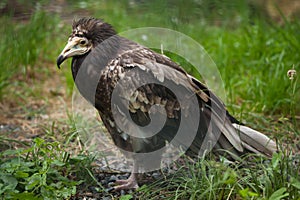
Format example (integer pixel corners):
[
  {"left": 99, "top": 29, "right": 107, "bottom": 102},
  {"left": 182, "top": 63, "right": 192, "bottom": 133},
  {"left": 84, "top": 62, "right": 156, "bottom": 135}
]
[{"left": 0, "top": 65, "right": 70, "bottom": 148}]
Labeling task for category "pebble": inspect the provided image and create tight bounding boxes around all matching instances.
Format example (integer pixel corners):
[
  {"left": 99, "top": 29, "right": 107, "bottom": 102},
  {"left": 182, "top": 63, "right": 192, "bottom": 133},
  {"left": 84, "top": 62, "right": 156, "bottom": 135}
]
[
  {"left": 152, "top": 172, "right": 160, "bottom": 180},
  {"left": 102, "top": 197, "right": 112, "bottom": 200},
  {"left": 117, "top": 174, "right": 128, "bottom": 180},
  {"left": 107, "top": 182, "right": 115, "bottom": 187},
  {"left": 0, "top": 124, "right": 20, "bottom": 132},
  {"left": 108, "top": 175, "right": 117, "bottom": 182},
  {"left": 120, "top": 190, "right": 126, "bottom": 196}
]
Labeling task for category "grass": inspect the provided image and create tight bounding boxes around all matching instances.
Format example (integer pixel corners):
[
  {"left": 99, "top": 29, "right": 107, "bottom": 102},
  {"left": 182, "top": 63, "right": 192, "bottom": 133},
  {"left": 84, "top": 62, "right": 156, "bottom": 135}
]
[
  {"left": 0, "top": 136, "right": 99, "bottom": 199},
  {"left": 0, "top": 10, "right": 64, "bottom": 99},
  {"left": 0, "top": 0, "right": 299, "bottom": 199},
  {"left": 138, "top": 151, "right": 300, "bottom": 199}
]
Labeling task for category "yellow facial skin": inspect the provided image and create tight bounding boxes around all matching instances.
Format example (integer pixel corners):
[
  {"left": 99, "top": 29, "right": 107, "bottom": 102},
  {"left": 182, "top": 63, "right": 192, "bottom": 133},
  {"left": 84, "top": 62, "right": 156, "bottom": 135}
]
[{"left": 57, "top": 36, "right": 91, "bottom": 68}]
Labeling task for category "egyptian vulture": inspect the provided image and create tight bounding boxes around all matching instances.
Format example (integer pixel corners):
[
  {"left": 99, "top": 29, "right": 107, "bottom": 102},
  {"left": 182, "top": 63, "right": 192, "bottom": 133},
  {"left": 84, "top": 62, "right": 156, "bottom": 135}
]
[{"left": 57, "top": 18, "right": 276, "bottom": 190}]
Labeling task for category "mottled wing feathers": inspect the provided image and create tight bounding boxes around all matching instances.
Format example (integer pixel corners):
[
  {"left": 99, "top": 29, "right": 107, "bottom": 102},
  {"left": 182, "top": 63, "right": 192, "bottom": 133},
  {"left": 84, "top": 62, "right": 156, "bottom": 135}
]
[{"left": 98, "top": 45, "right": 244, "bottom": 154}]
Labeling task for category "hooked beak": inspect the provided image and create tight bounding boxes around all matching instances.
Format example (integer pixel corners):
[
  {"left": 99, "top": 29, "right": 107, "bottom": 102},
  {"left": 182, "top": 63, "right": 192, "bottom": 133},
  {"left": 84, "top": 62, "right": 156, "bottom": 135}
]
[
  {"left": 56, "top": 55, "right": 65, "bottom": 69},
  {"left": 56, "top": 37, "right": 90, "bottom": 69},
  {"left": 57, "top": 39, "right": 77, "bottom": 69}
]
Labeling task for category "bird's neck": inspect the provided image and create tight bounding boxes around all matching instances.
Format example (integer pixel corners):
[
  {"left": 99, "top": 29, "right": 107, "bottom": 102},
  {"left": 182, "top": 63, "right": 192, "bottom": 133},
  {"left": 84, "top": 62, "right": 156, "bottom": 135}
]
[
  {"left": 71, "top": 54, "right": 87, "bottom": 80},
  {"left": 70, "top": 35, "right": 121, "bottom": 110}
]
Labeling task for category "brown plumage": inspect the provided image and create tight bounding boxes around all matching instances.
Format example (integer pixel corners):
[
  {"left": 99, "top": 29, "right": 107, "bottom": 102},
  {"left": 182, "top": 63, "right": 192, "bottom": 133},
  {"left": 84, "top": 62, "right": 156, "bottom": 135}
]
[{"left": 57, "top": 17, "right": 277, "bottom": 190}]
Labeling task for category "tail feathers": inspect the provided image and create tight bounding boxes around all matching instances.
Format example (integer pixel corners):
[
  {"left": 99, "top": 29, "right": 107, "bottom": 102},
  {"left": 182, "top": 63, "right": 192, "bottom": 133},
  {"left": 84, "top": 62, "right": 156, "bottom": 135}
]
[{"left": 232, "top": 123, "right": 277, "bottom": 156}]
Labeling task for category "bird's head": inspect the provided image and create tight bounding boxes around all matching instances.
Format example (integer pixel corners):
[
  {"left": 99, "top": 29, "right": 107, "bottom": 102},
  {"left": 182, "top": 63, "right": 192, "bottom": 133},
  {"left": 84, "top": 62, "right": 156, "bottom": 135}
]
[{"left": 57, "top": 17, "right": 117, "bottom": 68}]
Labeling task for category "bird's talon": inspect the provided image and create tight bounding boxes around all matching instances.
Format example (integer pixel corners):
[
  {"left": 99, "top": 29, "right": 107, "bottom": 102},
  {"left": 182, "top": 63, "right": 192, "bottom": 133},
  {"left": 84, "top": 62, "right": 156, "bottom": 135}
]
[
  {"left": 113, "top": 178, "right": 139, "bottom": 191},
  {"left": 115, "top": 179, "right": 129, "bottom": 185},
  {"left": 113, "top": 183, "right": 139, "bottom": 191}
]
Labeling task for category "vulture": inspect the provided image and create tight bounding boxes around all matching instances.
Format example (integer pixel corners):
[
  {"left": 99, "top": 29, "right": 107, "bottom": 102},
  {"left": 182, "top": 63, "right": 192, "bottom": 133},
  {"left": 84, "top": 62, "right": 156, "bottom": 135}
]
[{"left": 57, "top": 17, "right": 277, "bottom": 190}]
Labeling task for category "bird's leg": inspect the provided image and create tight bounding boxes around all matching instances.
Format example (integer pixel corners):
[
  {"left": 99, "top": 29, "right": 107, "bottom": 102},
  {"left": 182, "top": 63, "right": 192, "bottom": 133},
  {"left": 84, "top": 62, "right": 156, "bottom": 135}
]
[{"left": 114, "top": 162, "right": 139, "bottom": 190}]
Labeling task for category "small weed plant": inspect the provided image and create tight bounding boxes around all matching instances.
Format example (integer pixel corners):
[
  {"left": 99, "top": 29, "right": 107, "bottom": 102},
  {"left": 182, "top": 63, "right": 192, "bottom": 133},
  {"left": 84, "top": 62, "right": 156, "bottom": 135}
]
[{"left": 0, "top": 137, "right": 95, "bottom": 199}]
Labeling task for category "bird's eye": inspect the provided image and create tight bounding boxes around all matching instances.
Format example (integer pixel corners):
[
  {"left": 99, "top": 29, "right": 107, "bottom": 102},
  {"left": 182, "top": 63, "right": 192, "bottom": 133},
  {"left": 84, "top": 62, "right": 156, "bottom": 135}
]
[{"left": 80, "top": 40, "right": 86, "bottom": 45}]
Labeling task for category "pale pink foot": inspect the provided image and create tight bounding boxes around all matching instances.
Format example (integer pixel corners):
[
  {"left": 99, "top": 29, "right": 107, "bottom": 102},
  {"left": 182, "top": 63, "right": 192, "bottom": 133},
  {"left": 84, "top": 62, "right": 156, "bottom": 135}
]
[{"left": 113, "top": 173, "right": 139, "bottom": 190}]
